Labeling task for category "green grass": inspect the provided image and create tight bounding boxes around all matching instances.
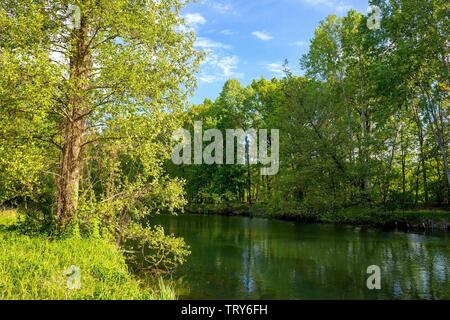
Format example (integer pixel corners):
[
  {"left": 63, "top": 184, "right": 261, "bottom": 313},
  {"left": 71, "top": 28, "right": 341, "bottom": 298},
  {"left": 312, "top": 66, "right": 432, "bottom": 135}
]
[
  {"left": 0, "top": 210, "right": 176, "bottom": 300},
  {"left": 0, "top": 209, "right": 18, "bottom": 227}
]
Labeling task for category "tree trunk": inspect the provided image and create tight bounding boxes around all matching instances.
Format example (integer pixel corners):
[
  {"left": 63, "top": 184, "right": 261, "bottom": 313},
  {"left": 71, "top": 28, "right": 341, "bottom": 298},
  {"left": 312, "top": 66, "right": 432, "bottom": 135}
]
[
  {"left": 358, "top": 59, "right": 370, "bottom": 196},
  {"left": 56, "top": 16, "right": 91, "bottom": 229},
  {"left": 56, "top": 116, "right": 84, "bottom": 228},
  {"left": 360, "top": 106, "right": 370, "bottom": 196},
  {"left": 421, "top": 87, "right": 450, "bottom": 198},
  {"left": 437, "top": 135, "right": 450, "bottom": 195},
  {"left": 419, "top": 130, "right": 429, "bottom": 203},
  {"left": 413, "top": 103, "right": 429, "bottom": 203},
  {"left": 401, "top": 129, "right": 406, "bottom": 196},
  {"left": 414, "top": 164, "right": 420, "bottom": 205},
  {"left": 245, "top": 136, "right": 252, "bottom": 205},
  {"left": 428, "top": 113, "right": 450, "bottom": 196}
]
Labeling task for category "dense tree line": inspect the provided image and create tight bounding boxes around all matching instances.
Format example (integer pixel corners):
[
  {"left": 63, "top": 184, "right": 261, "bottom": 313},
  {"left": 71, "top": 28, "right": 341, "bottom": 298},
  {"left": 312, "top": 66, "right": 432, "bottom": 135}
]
[{"left": 172, "top": 0, "right": 449, "bottom": 213}]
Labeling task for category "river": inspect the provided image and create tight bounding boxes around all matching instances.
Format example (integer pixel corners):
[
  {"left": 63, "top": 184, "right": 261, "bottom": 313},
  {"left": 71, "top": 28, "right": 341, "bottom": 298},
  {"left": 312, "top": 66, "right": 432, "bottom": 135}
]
[{"left": 151, "top": 214, "right": 450, "bottom": 300}]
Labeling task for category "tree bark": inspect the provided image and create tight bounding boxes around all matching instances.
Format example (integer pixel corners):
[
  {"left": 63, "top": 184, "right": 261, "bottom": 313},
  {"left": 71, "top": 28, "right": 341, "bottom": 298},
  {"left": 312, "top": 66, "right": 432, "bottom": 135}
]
[
  {"left": 56, "top": 16, "right": 91, "bottom": 229},
  {"left": 56, "top": 114, "right": 84, "bottom": 228}
]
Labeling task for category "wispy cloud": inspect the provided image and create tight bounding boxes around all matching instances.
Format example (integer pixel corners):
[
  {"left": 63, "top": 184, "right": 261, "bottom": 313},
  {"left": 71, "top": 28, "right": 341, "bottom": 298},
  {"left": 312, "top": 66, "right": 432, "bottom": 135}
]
[
  {"left": 200, "top": 52, "right": 243, "bottom": 83},
  {"left": 184, "top": 13, "right": 207, "bottom": 28},
  {"left": 266, "top": 63, "right": 285, "bottom": 76},
  {"left": 195, "top": 37, "right": 243, "bottom": 83},
  {"left": 299, "top": 0, "right": 353, "bottom": 14},
  {"left": 217, "top": 56, "right": 241, "bottom": 78},
  {"left": 200, "top": 0, "right": 235, "bottom": 14},
  {"left": 292, "top": 40, "right": 309, "bottom": 47},
  {"left": 195, "top": 37, "right": 231, "bottom": 50},
  {"left": 252, "top": 31, "right": 273, "bottom": 41},
  {"left": 209, "top": 2, "right": 234, "bottom": 14},
  {"left": 219, "top": 29, "right": 234, "bottom": 36}
]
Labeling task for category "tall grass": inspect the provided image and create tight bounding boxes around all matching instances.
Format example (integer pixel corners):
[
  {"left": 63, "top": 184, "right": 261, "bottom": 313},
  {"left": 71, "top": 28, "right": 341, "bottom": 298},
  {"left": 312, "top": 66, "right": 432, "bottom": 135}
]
[{"left": 0, "top": 210, "right": 177, "bottom": 300}]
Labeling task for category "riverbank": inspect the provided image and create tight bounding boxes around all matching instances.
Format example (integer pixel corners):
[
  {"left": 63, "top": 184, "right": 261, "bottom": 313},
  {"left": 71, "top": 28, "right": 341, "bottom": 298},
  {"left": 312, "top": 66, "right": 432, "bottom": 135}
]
[
  {"left": 185, "top": 204, "right": 450, "bottom": 231},
  {"left": 0, "top": 210, "right": 175, "bottom": 300}
]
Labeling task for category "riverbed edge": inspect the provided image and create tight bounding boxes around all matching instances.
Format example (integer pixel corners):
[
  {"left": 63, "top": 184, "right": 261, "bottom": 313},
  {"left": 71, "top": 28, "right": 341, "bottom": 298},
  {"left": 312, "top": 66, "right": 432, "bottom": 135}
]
[{"left": 184, "top": 204, "right": 450, "bottom": 232}]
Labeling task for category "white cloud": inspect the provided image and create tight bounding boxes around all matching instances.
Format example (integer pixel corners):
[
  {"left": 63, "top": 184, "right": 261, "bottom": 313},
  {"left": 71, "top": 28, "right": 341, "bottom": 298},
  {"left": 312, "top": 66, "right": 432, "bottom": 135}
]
[
  {"left": 299, "top": 0, "right": 353, "bottom": 14},
  {"left": 217, "top": 56, "right": 240, "bottom": 77},
  {"left": 184, "top": 13, "right": 207, "bottom": 28},
  {"left": 209, "top": 2, "right": 233, "bottom": 14},
  {"left": 199, "top": 74, "right": 219, "bottom": 83},
  {"left": 252, "top": 31, "right": 273, "bottom": 41},
  {"left": 200, "top": 0, "right": 235, "bottom": 14},
  {"left": 193, "top": 32, "right": 243, "bottom": 83},
  {"left": 266, "top": 63, "right": 285, "bottom": 76},
  {"left": 200, "top": 53, "right": 243, "bottom": 83},
  {"left": 220, "top": 29, "right": 234, "bottom": 36},
  {"left": 198, "top": 45, "right": 243, "bottom": 83},
  {"left": 195, "top": 37, "right": 231, "bottom": 50},
  {"left": 293, "top": 40, "right": 308, "bottom": 46}
]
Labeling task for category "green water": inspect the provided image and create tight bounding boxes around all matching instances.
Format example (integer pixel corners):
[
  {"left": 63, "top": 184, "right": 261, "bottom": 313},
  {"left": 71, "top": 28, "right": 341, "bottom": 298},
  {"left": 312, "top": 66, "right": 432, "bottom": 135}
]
[{"left": 151, "top": 214, "right": 450, "bottom": 300}]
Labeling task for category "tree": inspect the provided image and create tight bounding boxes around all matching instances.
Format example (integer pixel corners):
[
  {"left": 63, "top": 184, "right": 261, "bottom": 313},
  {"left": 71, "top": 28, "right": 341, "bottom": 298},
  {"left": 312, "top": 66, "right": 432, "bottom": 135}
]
[
  {"left": 371, "top": 0, "right": 449, "bottom": 196},
  {"left": 0, "top": 0, "right": 201, "bottom": 230}
]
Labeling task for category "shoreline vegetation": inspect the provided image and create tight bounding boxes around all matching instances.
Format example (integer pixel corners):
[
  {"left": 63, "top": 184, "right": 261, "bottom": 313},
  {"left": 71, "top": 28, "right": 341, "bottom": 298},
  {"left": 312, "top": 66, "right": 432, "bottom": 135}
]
[
  {"left": 0, "top": 210, "right": 176, "bottom": 300},
  {"left": 185, "top": 204, "right": 450, "bottom": 231},
  {"left": 1, "top": 0, "right": 448, "bottom": 301},
  {"left": 1, "top": 2, "right": 194, "bottom": 301}
]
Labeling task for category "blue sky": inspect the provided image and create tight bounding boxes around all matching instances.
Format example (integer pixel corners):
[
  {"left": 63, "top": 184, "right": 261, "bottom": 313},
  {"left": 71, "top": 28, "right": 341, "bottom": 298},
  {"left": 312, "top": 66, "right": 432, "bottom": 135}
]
[{"left": 182, "top": 0, "right": 370, "bottom": 104}]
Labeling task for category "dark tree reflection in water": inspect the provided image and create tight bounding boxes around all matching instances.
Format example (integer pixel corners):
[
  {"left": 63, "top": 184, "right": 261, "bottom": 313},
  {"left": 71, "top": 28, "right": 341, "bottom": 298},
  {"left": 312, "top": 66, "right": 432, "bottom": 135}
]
[{"left": 150, "top": 215, "right": 450, "bottom": 300}]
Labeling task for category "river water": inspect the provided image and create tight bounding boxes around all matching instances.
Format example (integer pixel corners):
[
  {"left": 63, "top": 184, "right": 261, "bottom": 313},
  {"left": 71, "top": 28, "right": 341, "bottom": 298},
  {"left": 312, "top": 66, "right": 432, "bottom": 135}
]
[{"left": 151, "top": 214, "right": 450, "bottom": 300}]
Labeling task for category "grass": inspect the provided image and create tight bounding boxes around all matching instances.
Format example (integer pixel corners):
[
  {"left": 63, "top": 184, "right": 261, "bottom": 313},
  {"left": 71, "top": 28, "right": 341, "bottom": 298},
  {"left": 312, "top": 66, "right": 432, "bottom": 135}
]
[
  {"left": 0, "top": 210, "right": 177, "bottom": 300},
  {"left": 0, "top": 209, "right": 18, "bottom": 227}
]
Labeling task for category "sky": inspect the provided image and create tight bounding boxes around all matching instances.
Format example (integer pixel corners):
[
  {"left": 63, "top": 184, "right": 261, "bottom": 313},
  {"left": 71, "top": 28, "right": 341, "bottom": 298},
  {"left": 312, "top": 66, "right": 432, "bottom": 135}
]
[{"left": 182, "top": 0, "right": 370, "bottom": 104}]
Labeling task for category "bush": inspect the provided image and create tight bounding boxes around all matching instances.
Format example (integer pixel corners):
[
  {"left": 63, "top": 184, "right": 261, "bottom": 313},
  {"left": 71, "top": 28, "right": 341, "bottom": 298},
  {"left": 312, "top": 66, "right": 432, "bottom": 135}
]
[{"left": 125, "top": 223, "right": 190, "bottom": 275}]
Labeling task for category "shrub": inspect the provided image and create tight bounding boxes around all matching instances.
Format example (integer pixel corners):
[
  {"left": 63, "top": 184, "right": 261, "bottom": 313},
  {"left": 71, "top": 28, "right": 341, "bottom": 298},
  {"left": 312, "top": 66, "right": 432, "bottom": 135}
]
[{"left": 125, "top": 223, "right": 191, "bottom": 275}]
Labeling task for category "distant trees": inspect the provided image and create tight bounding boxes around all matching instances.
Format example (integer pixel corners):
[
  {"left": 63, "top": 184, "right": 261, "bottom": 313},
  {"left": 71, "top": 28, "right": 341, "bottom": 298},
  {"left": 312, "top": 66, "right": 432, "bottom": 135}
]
[{"left": 174, "top": 1, "right": 449, "bottom": 211}]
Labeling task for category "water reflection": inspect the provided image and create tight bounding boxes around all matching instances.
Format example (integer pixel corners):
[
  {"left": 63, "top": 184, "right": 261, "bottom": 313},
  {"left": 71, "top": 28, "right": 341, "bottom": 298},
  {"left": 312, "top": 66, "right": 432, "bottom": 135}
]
[{"left": 151, "top": 215, "right": 450, "bottom": 300}]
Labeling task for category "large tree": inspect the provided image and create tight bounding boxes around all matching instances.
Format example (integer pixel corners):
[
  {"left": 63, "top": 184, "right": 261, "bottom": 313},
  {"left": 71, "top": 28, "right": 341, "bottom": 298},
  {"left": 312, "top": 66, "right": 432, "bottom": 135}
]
[{"left": 0, "top": 0, "right": 201, "bottom": 229}]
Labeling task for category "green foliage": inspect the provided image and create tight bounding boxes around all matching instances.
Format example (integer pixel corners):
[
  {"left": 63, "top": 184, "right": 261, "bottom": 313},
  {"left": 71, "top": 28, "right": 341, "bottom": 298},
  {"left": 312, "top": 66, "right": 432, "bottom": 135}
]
[
  {"left": 170, "top": 78, "right": 283, "bottom": 204},
  {"left": 169, "top": 2, "right": 449, "bottom": 217},
  {"left": 125, "top": 223, "right": 191, "bottom": 275},
  {"left": 0, "top": 0, "right": 200, "bottom": 230}
]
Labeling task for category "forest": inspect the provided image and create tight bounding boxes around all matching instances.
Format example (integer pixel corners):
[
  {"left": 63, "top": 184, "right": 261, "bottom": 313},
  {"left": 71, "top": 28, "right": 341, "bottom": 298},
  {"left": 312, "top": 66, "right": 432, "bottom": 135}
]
[
  {"left": 172, "top": 2, "right": 449, "bottom": 221},
  {"left": 0, "top": 0, "right": 449, "bottom": 300}
]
